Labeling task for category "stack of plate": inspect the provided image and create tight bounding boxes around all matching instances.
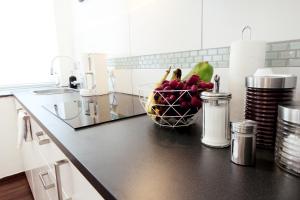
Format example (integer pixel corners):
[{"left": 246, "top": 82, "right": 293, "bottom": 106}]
[
  {"left": 245, "top": 75, "right": 297, "bottom": 149},
  {"left": 275, "top": 103, "right": 300, "bottom": 176}
]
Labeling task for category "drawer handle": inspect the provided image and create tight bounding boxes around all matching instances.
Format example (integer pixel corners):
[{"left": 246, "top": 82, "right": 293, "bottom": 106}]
[
  {"left": 55, "top": 159, "right": 70, "bottom": 200},
  {"left": 36, "top": 131, "right": 50, "bottom": 145},
  {"left": 23, "top": 115, "right": 33, "bottom": 142},
  {"left": 39, "top": 171, "right": 55, "bottom": 190}
]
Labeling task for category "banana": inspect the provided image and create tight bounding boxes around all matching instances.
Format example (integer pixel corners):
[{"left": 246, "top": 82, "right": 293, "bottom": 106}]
[
  {"left": 146, "top": 66, "right": 172, "bottom": 113},
  {"left": 170, "top": 68, "right": 182, "bottom": 81}
]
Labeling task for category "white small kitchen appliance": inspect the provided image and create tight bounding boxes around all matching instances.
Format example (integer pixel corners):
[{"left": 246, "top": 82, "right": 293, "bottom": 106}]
[{"left": 79, "top": 53, "right": 109, "bottom": 96}]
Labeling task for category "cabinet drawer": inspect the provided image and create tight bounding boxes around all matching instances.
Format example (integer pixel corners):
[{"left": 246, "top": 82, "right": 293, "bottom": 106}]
[
  {"left": 27, "top": 112, "right": 104, "bottom": 200},
  {"left": 35, "top": 164, "right": 68, "bottom": 200},
  {"left": 30, "top": 143, "right": 54, "bottom": 200},
  {"left": 33, "top": 165, "right": 54, "bottom": 200},
  {"left": 31, "top": 120, "right": 66, "bottom": 166}
]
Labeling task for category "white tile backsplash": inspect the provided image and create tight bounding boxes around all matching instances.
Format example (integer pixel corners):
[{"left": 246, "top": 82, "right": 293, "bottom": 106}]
[
  {"left": 207, "top": 49, "right": 218, "bottom": 55},
  {"left": 290, "top": 41, "right": 300, "bottom": 50},
  {"left": 190, "top": 51, "right": 198, "bottom": 56},
  {"left": 203, "top": 55, "right": 212, "bottom": 61},
  {"left": 278, "top": 51, "right": 296, "bottom": 59},
  {"left": 110, "top": 39, "right": 300, "bottom": 105},
  {"left": 198, "top": 50, "right": 208, "bottom": 55},
  {"left": 266, "top": 52, "right": 278, "bottom": 59},
  {"left": 108, "top": 39, "right": 300, "bottom": 70},
  {"left": 271, "top": 43, "right": 289, "bottom": 51},
  {"left": 288, "top": 59, "right": 300, "bottom": 67},
  {"left": 271, "top": 59, "right": 287, "bottom": 67}
]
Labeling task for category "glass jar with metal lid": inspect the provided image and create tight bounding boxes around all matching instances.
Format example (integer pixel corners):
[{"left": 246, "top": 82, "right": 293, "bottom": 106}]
[
  {"left": 245, "top": 74, "right": 297, "bottom": 149},
  {"left": 275, "top": 102, "right": 300, "bottom": 177},
  {"left": 201, "top": 75, "right": 232, "bottom": 148},
  {"left": 231, "top": 120, "right": 257, "bottom": 166}
]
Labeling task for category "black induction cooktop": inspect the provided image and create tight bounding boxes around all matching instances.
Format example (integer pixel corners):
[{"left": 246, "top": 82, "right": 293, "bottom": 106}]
[{"left": 43, "top": 93, "right": 146, "bottom": 130}]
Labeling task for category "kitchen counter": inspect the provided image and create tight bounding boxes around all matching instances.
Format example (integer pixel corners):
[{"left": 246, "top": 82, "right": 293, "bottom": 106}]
[
  {"left": 14, "top": 91, "right": 300, "bottom": 200},
  {"left": 0, "top": 91, "right": 13, "bottom": 97}
]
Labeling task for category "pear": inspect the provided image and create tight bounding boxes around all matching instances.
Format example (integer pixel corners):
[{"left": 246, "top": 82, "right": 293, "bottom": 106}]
[{"left": 183, "top": 61, "right": 214, "bottom": 82}]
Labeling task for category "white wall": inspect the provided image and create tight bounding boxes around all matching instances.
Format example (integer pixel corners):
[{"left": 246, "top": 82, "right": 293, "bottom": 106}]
[
  {"left": 114, "top": 67, "right": 300, "bottom": 101},
  {"left": 53, "top": 0, "right": 76, "bottom": 86},
  {"left": 0, "top": 97, "right": 23, "bottom": 178},
  {"left": 55, "top": 0, "right": 300, "bottom": 98},
  {"left": 114, "top": 67, "right": 229, "bottom": 95},
  {"left": 0, "top": 0, "right": 58, "bottom": 86},
  {"left": 110, "top": 0, "right": 300, "bottom": 98}
]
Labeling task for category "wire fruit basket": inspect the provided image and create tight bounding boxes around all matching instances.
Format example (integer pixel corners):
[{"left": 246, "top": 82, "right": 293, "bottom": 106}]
[{"left": 139, "top": 84, "right": 204, "bottom": 128}]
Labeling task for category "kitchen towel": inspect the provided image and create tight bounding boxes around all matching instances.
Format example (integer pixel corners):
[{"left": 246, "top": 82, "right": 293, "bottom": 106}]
[
  {"left": 16, "top": 110, "right": 31, "bottom": 148},
  {"left": 17, "top": 110, "right": 26, "bottom": 148},
  {"left": 229, "top": 40, "right": 266, "bottom": 121}
]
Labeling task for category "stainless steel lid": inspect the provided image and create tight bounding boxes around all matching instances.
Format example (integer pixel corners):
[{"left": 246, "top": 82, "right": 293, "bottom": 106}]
[
  {"left": 201, "top": 91, "right": 232, "bottom": 100},
  {"left": 202, "top": 74, "right": 232, "bottom": 100},
  {"left": 245, "top": 74, "right": 297, "bottom": 89},
  {"left": 231, "top": 120, "right": 257, "bottom": 134},
  {"left": 278, "top": 102, "right": 300, "bottom": 125}
]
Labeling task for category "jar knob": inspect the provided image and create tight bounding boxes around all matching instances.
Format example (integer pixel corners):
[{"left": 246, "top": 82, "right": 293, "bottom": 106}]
[{"left": 213, "top": 75, "right": 220, "bottom": 93}]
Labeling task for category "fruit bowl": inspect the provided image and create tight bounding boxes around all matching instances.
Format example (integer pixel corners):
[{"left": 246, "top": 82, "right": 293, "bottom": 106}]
[
  {"left": 139, "top": 83, "right": 211, "bottom": 128},
  {"left": 138, "top": 62, "right": 214, "bottom": 128}
]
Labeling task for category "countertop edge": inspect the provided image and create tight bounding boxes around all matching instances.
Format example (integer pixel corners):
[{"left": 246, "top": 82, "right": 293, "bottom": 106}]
[
  {"left": 0, "top": 94, "right": 13, "bottom": 98},
  {"left": 14, "top": 95, "right": 118, "bottom": 200}
]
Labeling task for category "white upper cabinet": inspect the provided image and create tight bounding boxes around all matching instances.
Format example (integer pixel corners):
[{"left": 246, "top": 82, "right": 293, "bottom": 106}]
[
  {"left": 68, "top": 0, "right": 300, "bottom": 58},
  {"left": 128, "top": 0, "right": 202, "bottom": 56},
  {"left": 71, "top": 0, "right": 131, "bottom": 58},
  {"left": 202, "top": 0, "right": 300, "bottom": 48},
  {"left": 70, "top": 0, "right": 202, "bottom": 58}
]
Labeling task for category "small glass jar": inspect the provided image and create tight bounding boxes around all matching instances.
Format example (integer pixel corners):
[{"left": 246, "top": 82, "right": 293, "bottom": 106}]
[{"left": 201, "top": 91, "right": 232, "bottom": 148}]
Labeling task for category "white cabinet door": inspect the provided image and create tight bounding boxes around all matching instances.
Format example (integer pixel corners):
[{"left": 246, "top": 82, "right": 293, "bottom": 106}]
[
  {"left": 25, "top": 134, "right": 53, "bottom": 200},
  {"left": 129, "top": 0, "right": 202, "bottom": 56},
  {"left": 71, "top": 0, "right": 130, "bottom": 58},
  {"left": 47, "top": 152, "right": 104, "bottom": 200},
  {"left": 25, "top": 170, "right": 34, "bottom": 194},
  {"left": 70, "top": 164, "right": 104, "bottom": 200},
  {"left": 22, "top": 141, "right": 38, "bottom": 195},
  {"left": 0, "top": 97, "right": 23, "bottom": 179},
  {"left": 203, "top": 0, "right": 300, "bottom": 48}
]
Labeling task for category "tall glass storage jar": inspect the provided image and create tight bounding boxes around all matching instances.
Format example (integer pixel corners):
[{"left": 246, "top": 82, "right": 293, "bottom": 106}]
[
  {"left": 275, "top": 103, "right": 300, "bottom": 177},
  {"left": 201, "top": 91, "right": 232, "bottom": 148}
]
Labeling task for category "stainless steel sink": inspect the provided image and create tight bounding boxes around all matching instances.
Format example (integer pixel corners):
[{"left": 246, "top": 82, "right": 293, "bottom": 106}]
[{"left": 33, "top": 88, "right": 78, "bottom": 95}]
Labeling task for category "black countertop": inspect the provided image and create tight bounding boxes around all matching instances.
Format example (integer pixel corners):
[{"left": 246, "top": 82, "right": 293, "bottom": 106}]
[
  {"left": 0, "top": 90, "right": 13, "bottom": 97},
  {"left": 14, "top": 91, "right": 300, "bottom": 200}
]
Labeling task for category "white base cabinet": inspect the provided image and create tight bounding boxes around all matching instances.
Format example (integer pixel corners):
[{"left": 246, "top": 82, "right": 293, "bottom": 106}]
[
  {"left": 0, "top": 97, "right": 23, "bottom": 178},
  {"left": 16, "top": 100, "right": 104, "bottom": 200}
]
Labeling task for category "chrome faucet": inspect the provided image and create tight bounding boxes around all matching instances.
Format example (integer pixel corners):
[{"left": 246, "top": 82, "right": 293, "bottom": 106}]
[{"left": 50, "top": 56, "right": 77, "bottom": 87}]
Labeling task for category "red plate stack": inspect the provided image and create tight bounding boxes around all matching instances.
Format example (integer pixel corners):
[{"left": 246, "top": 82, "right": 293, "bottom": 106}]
[{"left": 245, "top": 75, "right": 297, "bottom": 149}]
